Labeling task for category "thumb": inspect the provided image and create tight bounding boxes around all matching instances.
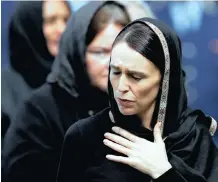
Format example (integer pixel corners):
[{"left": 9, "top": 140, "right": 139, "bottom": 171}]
[{"left": 154, "top": 121, "right": 163, "bottom": 144}]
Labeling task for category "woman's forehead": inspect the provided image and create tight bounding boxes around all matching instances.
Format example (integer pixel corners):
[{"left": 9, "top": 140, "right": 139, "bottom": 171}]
[{"left": 110, "top": 42, "right": 156, "bottom": 72}]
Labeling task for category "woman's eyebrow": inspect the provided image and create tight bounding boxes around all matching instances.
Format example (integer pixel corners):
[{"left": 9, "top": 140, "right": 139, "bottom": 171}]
[
  {"left": 110, "top": 65, "right": 146, "bottom": 76},
  {"left": 127, "top": 70, "right": 146, "bottom": 76}
]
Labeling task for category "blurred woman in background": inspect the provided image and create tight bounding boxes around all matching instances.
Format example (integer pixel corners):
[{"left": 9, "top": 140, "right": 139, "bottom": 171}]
[
  {"left": 1, "top": 1, "right": 71, "bottom": 139},
  {"left": 2, "top": 1, "right": 155, "bottom": 182}
]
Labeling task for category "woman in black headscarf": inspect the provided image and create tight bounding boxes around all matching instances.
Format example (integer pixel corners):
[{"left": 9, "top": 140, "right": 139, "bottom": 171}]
[
  {"left": 57, "top": 18, "right": 218, "bottom": 182},
  {"left": 1, "top": 1, "right": 71, "bottom": 139},
  {"left": 3, "top": 2, "right": 154, "bottom": 182}
]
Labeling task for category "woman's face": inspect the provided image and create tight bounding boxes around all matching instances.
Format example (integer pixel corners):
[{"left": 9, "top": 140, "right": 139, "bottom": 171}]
[
  {"left": 110, "top": 42, "right": 161, "bottom": 117},
  {"left": 86, "top": 23, "right": 124, "bottom": 92},
  {"left": 43, "top": 1, "right": 70, "bottom": 56}
]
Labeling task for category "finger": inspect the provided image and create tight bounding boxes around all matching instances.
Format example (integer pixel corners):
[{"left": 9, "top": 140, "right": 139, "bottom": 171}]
[
  {"left": 104, "top": 132, "right": 134, "bottom": 149},
  {"left": 103, "top": 139, "right": 130, "bottom": 156},
  {"left": 106, "top": 155, "right": 131, "bottom": 165},
  {"left": 112, "top": 127, "right": 139, "bottom": 142},
  {"left": 154, "top": 121, "right": 163, "bottom": 144}
]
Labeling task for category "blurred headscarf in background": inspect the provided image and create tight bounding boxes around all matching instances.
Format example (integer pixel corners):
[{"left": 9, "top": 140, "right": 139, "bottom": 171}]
[{"left": 1, "top": 1, "right": 71, "bottom": 139}]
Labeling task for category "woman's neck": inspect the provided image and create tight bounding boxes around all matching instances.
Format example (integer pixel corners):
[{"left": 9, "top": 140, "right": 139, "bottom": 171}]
[{"left": 138, "top": 102, "right": 156, "bottom": 130}]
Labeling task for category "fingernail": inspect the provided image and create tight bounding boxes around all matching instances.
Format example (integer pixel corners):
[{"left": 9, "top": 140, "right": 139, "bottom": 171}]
[
  {"left": 112, "top": 127, "right": 118, "bottom": 132},
  {"left": 159, "top": 121, "right": 163, "bottom": 127},
  {"left": 103, "top": 139, "right": 107, "bottom": 143}
]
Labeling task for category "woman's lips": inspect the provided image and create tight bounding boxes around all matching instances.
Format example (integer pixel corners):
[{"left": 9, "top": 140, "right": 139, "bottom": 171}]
[{"left": 117, "top": 98, "right": 135, "bottom": 107}]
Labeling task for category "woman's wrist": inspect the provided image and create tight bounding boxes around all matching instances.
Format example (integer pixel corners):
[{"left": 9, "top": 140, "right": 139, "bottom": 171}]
[{"left": 151, "top": 162, "right": 172, "bottom": 179}]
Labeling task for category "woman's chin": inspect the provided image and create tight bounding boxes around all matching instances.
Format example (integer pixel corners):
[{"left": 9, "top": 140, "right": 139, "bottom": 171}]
[{"left": 118, "top": 106, "right": 135, "bottom": 115}]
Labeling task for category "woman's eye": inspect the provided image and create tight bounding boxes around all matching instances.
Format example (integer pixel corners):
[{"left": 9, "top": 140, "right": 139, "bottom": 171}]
[
  {"left": 112, "top": 71, "right": 121, "bottom": 75},
  {"left": 95, "top": 51, "right": 104, "bottom": 54},
  {"left": 93, "top": 51, "right": 106, "bottom": 55},
  {"left": 44, "top": 17, "right": 56, "bottom": 24},
  {"left": 131, "top": 75, "right": 141, "bottom": 81},
  {"left": 89, "top": 51, "right": 108, "bottom": 58}
]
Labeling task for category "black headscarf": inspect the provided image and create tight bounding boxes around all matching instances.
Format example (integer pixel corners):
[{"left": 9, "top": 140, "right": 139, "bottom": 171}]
[
  {"left": 1, "top": 1, "right": 71, "bottom": 138},
  {"left": 108, "top": 18, "right": 218, "bottom": 181},
  {"left": 8, "top": 1, "right": 54, "bottom": 87}
]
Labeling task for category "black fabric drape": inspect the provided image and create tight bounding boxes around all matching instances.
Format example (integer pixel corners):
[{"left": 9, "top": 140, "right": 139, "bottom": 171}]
[{"left": 108, "top": 18, "right": 218, "bottom": 182}]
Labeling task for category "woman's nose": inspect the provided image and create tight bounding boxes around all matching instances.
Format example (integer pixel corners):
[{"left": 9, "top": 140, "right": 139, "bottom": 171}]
[{"left": 118, "top": 74, "right": 129, "bottom": 92}]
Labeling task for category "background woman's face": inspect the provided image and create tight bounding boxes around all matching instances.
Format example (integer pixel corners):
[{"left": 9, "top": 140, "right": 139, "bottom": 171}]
[
  {"left": 86, "top": 23, "right": 123, "bottom": 92},
  {"left": 110, "top": 42, "right": 161, "bottom": 116},
  {"left": 43, "top": 1, "right": 70, "bottom": 56}
]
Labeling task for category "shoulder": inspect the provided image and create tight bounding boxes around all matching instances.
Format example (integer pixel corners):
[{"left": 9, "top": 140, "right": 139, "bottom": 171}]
[
  {"left": 21, "top": 83, "right": 61, "bottom": 120},
  {"left": 1, "top": 69, "right": 27, "bottom": 111},
  {"left": 66, "top": 107, "right": 110, "bottom": 141},
  {"left": 2, "top": 68, "right": 22, "bottom": 85},
  {"left": 9, "top": 84, "right": 59, "bottom": 131},
  {"left": 26, "top": 83, "right": 54, "bottom": 106},
  {"left": 2, "top": 68, "right": 28, "bottom": 93},
  {"left": 193, "top": 109, "right": 217, "bottom": 136},
  {"left": 26, "top": 83, "right": 77, "bottom": 115},
  {"left": 4, "top": 84, "right": 63, "bottom": 147}
]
